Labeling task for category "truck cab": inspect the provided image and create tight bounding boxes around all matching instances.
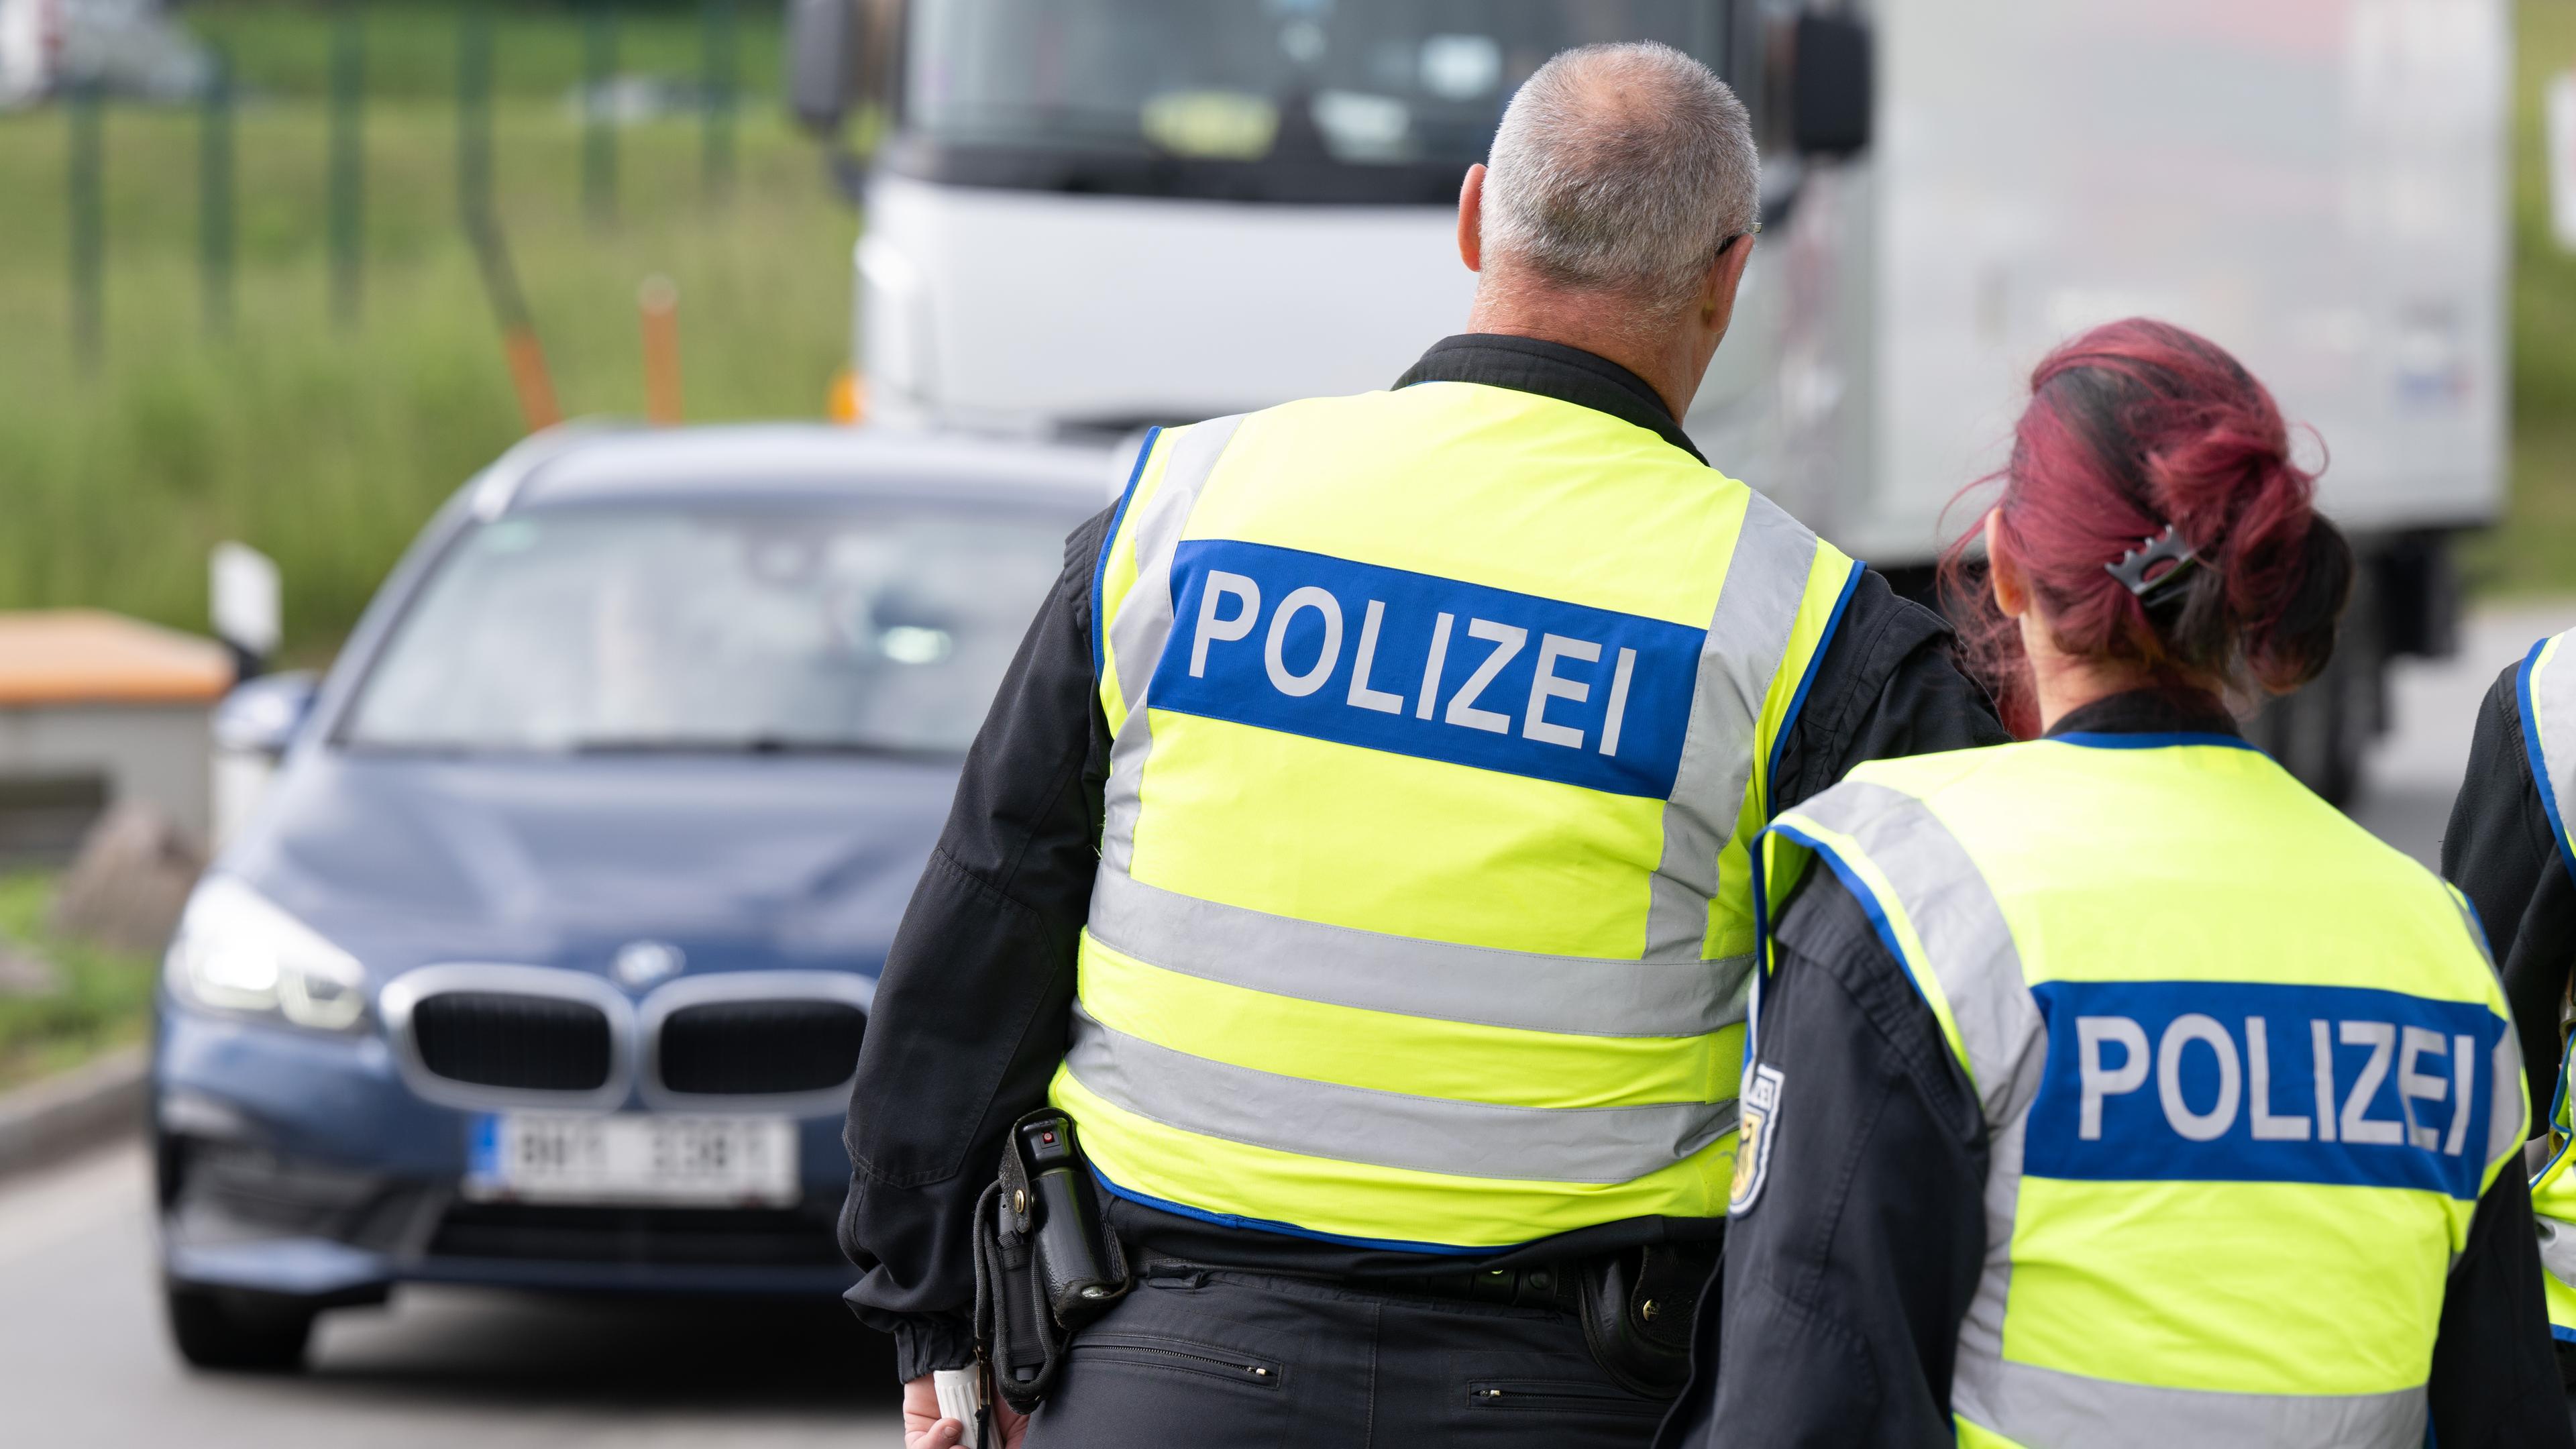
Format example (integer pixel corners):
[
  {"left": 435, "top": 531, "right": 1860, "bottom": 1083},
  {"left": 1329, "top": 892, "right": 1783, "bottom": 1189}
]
[
  {"left": 793, "top": 3, "right": 1860, "bottom": 433},
  {"left": 789, "top": 0, "right": 2508, "bottom": 802}
]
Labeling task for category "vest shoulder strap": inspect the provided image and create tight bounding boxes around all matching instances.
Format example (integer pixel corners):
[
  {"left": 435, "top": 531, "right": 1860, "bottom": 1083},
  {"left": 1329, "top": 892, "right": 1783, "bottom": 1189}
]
[
  {"left": 1766, "top": 759, "right": 2045, "bottom": 1122},
  {"left": 1094, "top": 415, "right": 1249, "bottom": 735},
  {"left": 2517, "top": 631, "right": 2576, "bottom": 890}
]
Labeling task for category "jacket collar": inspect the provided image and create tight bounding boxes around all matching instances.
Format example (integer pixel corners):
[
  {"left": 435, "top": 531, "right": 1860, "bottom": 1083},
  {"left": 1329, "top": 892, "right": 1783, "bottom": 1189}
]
[
  {"left": 1393, "top": 334, "right": 1706, "bottom": 465},
  {"left": 2046, "top": 688, "right": 2245, "bottom": 743}
]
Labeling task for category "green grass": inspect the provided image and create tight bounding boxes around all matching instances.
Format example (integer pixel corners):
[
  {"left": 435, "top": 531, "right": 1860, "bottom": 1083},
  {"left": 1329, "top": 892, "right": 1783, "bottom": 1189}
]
[
  {"left": 2463, "top": 0, "right": 2576, "bottom": 595},
  {"left": 0, "top": 875, "right": 157, "bottom": 1093},
  {"left": 186, "top": 0, "right": 786, "bottom": 103},
  {"left": 0, "top": 3, "right": 851, "bottom": 660},
  {"left": 1, "top": 1, "right": 2573, "bottom": 664}
]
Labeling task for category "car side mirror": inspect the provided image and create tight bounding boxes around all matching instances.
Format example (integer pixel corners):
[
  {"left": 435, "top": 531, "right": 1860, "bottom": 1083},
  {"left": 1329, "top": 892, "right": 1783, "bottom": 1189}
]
[
  {"left": 214, "top": 671, "right": 319, "bottom": 761},
  {"left": 1790, "top": 13, "right": 1872, "bottom": 159},
  {"left": 787, "top": 0, "right": 867, "bottom": 138}
]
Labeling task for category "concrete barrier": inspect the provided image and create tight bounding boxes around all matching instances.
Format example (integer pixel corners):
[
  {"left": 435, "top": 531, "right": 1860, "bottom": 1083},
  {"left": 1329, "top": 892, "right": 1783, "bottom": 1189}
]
[{"left": 0, "top": 1045, "right": 146, "bottom": 1181}]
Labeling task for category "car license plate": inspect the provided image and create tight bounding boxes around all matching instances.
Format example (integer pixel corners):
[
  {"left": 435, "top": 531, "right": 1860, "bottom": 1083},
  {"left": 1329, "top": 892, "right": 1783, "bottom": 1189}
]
[{"left": 466, "top": 1112, "right": 798, "bottom": 1207}]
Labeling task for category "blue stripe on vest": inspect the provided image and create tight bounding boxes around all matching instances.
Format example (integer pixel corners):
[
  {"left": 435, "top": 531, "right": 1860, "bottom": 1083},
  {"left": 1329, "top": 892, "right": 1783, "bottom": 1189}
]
[
  {"left": 1762, "top": 559, "right": 1864, "bottom": 817},
  {"left": 2517, "top": 639, "right": 2576, "bottom": 889},
  {"left": 1089, "top": 1165, "right": 1490, "bottom": 1256},
  {"left": 2534, "top": 1027, "right": 2576, "bottom": 1180},
  {"left": 1148, "top": 539, "right": 1702, "bottom": 798},
  {"left": 2051, "top": 731, "right": 2262, "bottom": 751},
  {"left": 1091, "top": 425, "right": 1162, "bottom": 680},
  {"left": 2025, "top": 979, "right": 2503, "bottom": 1200}
]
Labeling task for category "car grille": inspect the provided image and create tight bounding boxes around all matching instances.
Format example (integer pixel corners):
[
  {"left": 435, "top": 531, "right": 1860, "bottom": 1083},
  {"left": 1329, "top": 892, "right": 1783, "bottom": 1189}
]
[
  {"left": 427, "top": 1201, "right": 846, "bottom": 1267},
  {"left": 657, "top": 1000, "right": 865, "bottom": 1096},
  {"left": 411, "top": 991, "right": 614, "bottom": 1092}
]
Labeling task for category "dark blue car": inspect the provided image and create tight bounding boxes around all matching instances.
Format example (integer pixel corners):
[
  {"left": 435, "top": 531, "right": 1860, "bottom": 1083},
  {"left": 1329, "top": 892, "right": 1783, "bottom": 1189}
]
[{"left": 152, "top": 423, "right": 1105, "bottom": 1370}]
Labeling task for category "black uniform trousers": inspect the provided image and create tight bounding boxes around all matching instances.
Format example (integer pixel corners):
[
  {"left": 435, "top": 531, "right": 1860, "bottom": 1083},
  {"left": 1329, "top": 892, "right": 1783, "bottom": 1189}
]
[{"left": 1026, "top": 1264, "right": 1670, "bottom": 1449}]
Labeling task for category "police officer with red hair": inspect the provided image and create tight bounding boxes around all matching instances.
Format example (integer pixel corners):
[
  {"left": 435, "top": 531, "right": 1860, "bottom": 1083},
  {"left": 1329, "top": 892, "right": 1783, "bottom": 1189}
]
[{"left": 1663, "top": 318, "right": 2568, "bottom": 1448}]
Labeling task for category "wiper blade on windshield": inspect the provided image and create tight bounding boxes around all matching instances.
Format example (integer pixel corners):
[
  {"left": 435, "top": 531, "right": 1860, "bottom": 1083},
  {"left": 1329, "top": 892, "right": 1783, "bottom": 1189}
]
[{"left": 570, "top": 737, "right": 953, "bottom": 759}]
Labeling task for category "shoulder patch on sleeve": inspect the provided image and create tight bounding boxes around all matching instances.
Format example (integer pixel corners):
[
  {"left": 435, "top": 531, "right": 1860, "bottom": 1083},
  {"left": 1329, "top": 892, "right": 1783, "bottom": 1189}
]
[{"left": 1729, "top": 1063, "right": 1784, "bottom": 1215}]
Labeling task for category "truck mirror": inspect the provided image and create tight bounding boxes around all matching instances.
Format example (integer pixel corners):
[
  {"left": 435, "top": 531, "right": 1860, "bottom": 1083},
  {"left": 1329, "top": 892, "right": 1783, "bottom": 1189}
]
[
  {"left": 1790, "top": 13, "right": 1872, "bottom": 159},
  {"left": 787, "top": 0, "right": 863, "bottom": 137}
]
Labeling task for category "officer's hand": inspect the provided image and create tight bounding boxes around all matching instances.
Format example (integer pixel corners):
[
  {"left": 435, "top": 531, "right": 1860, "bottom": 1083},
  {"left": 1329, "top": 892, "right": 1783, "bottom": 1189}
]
[{"left": 900, "top": 1374, "right": 1029, "bottom": 1449}]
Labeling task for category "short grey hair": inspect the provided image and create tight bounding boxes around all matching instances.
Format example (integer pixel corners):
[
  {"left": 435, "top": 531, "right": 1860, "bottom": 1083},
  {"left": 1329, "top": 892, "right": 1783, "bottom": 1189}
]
[{"left": 1482, "top": 42, "right": 1760, "bottom": 309}]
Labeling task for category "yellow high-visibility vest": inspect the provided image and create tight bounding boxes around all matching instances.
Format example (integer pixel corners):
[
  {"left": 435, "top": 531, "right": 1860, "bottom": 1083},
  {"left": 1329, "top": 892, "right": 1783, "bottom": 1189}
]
[
  {"left": 1053, "top": 380, "right": 1859, "bottom": 1250},
  {"left": 1766, "top": 733, "right": 2524, "bottom": 1448},
  {"left": 2512, "top": 630, "right": 2576, "bottom": 1342}
]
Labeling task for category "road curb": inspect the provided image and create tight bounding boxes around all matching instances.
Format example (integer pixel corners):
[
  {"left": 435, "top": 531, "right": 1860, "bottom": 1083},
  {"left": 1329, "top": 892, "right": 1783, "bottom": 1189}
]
[{"left": 0, "top": 1045, "right": 146, "bottom": 1181}]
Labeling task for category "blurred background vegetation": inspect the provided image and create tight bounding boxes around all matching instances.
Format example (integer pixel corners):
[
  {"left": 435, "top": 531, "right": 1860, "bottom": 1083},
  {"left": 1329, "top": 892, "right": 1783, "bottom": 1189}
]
[
  {"left": 0, "top": 872, "right": 154, "bottom": 1089},
  {"left": 0, "top": 0, "right": 850, "bottom": 662},
  {"left": 2477, "top": 0, "right": 2576, "bottom": 596},
  {"left": 0, "top": 1, "right": 2572, "bottom": 661}
]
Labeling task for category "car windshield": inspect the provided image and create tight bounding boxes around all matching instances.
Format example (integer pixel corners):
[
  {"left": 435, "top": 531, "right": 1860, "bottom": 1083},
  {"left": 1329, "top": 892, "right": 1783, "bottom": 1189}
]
[
  {"left": 343, "top": 502, "right": 1071, "bottom": 756},
  {"left": 900, "top": 0, "right": 1735, "bottom": 202}
]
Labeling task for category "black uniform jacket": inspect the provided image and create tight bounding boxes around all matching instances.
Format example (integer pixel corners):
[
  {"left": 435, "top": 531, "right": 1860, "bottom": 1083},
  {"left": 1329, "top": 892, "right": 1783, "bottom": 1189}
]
[
  {"left": 836, "top": 334, "right": 2011, "bottom": 1380},
  {"left": 1658, "top": 690, "right": 2571, "bottom": 1449},
  {"left": 2444, "top": 656, "right": 2576, "bottom": 1118}
]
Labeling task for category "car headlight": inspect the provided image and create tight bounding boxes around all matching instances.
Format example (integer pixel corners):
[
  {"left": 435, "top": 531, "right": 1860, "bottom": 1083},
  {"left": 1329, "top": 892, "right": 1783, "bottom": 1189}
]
[{"left": 166, "top": 877, "right": 370, "bottom": 1033}]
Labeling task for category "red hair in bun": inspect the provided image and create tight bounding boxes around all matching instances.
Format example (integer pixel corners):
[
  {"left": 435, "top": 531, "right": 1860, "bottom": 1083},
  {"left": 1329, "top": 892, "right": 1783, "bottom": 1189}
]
[{"left": 1939, "top": 318, "right": 2353, "bottom": 738}]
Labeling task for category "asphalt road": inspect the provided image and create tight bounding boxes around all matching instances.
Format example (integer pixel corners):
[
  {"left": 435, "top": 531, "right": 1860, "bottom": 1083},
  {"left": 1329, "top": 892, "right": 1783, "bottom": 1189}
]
[
  {"left": 3, "top": 602, "right": 2572, "bottom": 1448},
  {"left": 0, "top": 1146, "right": 909, "bottom": 1447}
]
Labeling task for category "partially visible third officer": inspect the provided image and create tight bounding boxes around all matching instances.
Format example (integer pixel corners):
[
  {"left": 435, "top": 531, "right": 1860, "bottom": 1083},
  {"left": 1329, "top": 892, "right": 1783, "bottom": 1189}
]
[
  {"left": 2445, "top": 625, "right": 2576, "bottom": 1419},
  {"left": 841, "top": 42, "right": 2006, "bottom": 1448},
  {"left": 1672, "top": 318, "right": 2568, "bottom": 1448}
]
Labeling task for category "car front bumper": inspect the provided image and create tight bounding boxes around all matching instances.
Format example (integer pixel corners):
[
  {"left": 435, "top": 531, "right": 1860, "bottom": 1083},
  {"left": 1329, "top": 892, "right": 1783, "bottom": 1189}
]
[{"left": 154, "top": 1004, "right": 860, "bottom": 1302}]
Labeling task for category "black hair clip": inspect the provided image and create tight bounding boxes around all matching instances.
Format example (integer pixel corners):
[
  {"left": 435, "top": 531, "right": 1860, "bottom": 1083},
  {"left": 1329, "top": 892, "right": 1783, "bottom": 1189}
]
[{"left": 2106, "top": 524, "right": 2200, "bottom": 602}]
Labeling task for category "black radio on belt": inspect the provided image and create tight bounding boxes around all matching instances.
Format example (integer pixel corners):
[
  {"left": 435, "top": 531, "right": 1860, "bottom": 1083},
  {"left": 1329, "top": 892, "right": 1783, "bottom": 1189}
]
[
  {"left": 1016, "top": 1114, "right": 1124, "bottom": 1324},
  {"left": 973, "top": 1109, "right": 1132, "bottom": 1412}
]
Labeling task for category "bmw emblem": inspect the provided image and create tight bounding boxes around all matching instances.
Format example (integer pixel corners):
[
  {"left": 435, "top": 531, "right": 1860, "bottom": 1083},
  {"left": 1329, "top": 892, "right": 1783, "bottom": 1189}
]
[{"left": 612, "top": 941, "right": 685, "bottom": 991}]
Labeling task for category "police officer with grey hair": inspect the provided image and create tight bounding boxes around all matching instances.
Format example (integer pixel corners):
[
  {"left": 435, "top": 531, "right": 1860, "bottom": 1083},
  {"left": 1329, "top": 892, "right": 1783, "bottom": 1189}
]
[{"left": 841, "top": 41, "right": 2004, "bottom": 1448}]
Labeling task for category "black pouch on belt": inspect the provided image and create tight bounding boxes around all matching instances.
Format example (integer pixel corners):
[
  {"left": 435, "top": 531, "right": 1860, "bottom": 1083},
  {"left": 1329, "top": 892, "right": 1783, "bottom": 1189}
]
[
  {"left": 972, "top": 1108, "right": 1133, "bottom": 1413},
  {"left": 1576, "top": 1241, "right": 1718, "bottom": 1397}
]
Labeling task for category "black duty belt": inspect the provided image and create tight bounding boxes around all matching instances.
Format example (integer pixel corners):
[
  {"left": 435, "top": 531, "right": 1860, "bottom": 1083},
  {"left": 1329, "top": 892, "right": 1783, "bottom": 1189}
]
[
  {"left": 1141, "top": 1243, "right": 1716, "bottom": 1399},
  {"left": 1362, "top": 1263, "right": 1580, "bottom": 1311},
  {"left": 1364, "top": 1246, "right": 1715, "bottom": 1399}
]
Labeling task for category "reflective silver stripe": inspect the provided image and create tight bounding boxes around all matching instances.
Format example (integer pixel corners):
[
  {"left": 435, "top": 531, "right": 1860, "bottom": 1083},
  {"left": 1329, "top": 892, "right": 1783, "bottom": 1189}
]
[
  {"left": 1788, "top": 780, "right": 2050, "bottom": 1403},
  {"left": 1955, "top": 1358, "right": 2424, "bottom": 1449},
  {"left": 2491, "top": 1033, "right": 2528, "bottom": 1179},
  {"left": 1646, "top": 492, "right": 1820, "bottom": 960},
  {"left": 2538, "top": 1214, "right": 2576, "bottom": 1287},
  {"left": 1099, "top": 415, "right": 1248, "bottom": 873},
  {"left": 2522, "top": 639, "right": 2573, "bottom": 1276},
  {"left": 1091, "top": 869, "right": 1748, "bottom": 1038},
  {"left": 2443, "top": 879, "right": 2530, "bottom": 1183},
  {"left": 2532, "top": 635, "right": 2576, "bottom": 855},
  {"left": 1955, "top": 1106, "right": 2031, "bottom": 1401},
  {"left": 1063, "top": 1006, "right": 1735, "bottom": 1184},
  {"left": 1783, "top": 781, "right": 2049, "bottom": 1122}
]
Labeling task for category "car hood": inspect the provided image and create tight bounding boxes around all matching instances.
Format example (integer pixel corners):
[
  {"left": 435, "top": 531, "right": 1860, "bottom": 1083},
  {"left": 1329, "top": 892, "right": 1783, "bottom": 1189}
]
[{"left": 220, "top": 750, "right": 961, "bottom": 983}]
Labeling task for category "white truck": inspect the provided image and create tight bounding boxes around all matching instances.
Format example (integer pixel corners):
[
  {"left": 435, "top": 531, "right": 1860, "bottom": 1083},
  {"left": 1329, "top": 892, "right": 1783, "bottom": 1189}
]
[
  {"left": 789, "top": 0, "right": 2508, "bottom": 802},
  {"left": 0, "top": 0, "right": 60, "bottom": 109}
]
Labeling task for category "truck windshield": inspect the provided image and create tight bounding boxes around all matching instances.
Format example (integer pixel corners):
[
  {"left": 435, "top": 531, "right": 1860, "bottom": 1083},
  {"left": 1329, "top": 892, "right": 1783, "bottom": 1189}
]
[
  {"left": 342, "top": 502, "right": 1071, "bottom": 757},
  {"left": 897, "top": 0, "right": 1735, "bottom": 204}
]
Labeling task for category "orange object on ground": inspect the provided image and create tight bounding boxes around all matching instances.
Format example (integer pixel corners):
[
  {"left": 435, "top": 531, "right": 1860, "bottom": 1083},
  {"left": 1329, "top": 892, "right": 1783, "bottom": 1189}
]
[
  {"left": 0, "top": 611, "right": 233, "bottom": 706},
  {"left": 504, "top": 327, "right": 563, "bottom": 431},
  {"left": 640, "top": 276, "right": 683, "bottom": 425},
  {"left": 829, "top": 368, "right": 867, "bottom": 425}
]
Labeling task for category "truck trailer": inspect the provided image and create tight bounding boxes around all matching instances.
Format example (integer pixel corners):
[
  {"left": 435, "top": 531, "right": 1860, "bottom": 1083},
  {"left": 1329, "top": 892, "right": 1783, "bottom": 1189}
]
[
  {"left": 0, "top": 0, "right": 61, "bottom": 109},
  {"left": 789, "top": 0, "right": 2508, "bottom": 802}
]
